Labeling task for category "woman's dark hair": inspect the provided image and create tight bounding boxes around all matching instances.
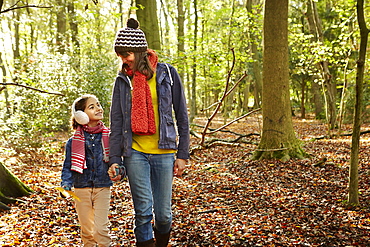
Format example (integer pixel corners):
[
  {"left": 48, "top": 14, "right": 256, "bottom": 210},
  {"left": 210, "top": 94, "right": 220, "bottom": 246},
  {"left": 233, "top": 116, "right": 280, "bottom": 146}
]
[{"left": 118, "top": 51, "right": 154, "bottom": 80}]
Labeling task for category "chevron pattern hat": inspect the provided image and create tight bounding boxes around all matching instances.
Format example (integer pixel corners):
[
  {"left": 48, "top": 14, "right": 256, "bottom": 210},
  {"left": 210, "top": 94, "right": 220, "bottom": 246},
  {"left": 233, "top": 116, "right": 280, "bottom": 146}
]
[{"left": 114, "top": 18, "right": 148, "bottom": 53}]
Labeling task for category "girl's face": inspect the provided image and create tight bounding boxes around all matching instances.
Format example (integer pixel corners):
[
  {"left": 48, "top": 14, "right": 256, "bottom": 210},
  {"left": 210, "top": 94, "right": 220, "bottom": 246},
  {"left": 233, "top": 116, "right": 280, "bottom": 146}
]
[
  {"left": 118, "top": 52, "right": 135, "bottom": 69},
  {"left": 84, "top": 97, "right": 103, "bottom": 126}
]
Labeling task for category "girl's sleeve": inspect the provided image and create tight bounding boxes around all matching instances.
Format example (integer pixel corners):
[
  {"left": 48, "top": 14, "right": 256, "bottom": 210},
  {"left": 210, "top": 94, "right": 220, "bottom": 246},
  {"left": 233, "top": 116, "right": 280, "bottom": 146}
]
[{"left": 61, "top": 139, "right": 73, "bottom": 189}]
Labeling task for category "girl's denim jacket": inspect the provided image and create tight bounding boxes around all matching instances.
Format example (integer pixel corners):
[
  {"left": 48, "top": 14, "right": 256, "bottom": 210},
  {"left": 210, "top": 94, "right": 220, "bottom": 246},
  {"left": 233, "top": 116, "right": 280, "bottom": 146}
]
[
  {"left": 61, "top": 132, "right": 113, "bottom": 189},
  {"left": 109, "top": 63, "right": 190, "bottom": 165}
]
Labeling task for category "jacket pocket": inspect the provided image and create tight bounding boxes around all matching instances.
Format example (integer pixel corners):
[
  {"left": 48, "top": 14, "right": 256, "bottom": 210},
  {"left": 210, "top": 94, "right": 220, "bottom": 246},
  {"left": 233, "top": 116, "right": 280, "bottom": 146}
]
[{"left": 163, "top": 115, "right": 177, "bottom": 146}]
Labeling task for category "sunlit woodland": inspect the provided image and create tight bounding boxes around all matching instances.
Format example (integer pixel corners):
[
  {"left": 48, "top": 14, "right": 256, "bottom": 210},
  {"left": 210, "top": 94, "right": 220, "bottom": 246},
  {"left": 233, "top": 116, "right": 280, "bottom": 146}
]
[{"left": 0, "top": 0, "right": 370, "bottom": 246}]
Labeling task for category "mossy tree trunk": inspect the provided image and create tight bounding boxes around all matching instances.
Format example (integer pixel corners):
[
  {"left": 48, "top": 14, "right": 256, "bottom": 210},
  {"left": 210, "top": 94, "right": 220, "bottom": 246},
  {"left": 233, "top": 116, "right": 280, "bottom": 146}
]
[
  {"left": 0, "top": 162, "right": 33, "bottom": 210},
  {"left": 252, "top": 0, "right": 306, "bottom": 161}
]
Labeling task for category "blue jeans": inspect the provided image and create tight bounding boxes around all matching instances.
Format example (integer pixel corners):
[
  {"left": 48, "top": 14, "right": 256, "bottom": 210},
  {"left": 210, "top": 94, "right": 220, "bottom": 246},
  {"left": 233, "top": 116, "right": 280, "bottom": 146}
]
[{"left": 125, "top": 149, "right": 175, "bottom": 242}]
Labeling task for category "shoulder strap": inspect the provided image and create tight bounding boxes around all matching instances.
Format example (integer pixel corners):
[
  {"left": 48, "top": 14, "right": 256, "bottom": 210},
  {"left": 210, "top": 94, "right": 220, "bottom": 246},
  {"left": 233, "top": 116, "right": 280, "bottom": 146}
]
[{"left": 165, "top": 63, "right": 174, "bottom": 86}]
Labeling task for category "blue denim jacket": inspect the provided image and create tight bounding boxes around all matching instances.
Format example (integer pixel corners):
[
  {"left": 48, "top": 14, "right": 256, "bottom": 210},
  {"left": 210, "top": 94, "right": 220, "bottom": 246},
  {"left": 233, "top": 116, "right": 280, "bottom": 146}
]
[
  {"left": 61, "top": 132, "right": 113, "bottom": 189},
  {"left": 109, "top": 63, "right": 190, "bottom": 165}
]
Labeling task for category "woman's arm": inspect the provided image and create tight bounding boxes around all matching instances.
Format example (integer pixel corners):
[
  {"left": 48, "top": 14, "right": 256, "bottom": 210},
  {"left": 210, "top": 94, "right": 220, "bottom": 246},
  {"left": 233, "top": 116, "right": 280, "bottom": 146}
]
[
  {"left": 109, "top": 77, "right": 124, "bottom": 165},
  {"left": 169, "top": 65, "right": 190, "bottom": 160}
]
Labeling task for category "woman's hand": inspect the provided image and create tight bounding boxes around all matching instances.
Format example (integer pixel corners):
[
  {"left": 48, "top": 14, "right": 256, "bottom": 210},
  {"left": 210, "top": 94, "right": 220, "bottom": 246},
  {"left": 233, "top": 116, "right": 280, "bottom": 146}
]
[
  {"left": 108, "top": 163, "right": 122, "bottom": 181},
  {"left": 174, "top": 159, "right": 187, "bottom": 177}
]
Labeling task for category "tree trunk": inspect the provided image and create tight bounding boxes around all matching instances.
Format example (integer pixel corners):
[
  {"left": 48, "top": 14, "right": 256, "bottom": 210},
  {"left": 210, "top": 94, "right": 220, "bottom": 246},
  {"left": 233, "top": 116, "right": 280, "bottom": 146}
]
[
  {"left": 300, "top": 78, "right": 306, "bottom": 118},
  {"left": 189, "top": 0, "right": 198, "bottom": 123},
  {"left": 136, "top": 0, "right": 161, "bottom": 50},
  {"left": 56, "top": 0, "right": 67, "bottom": 54},
  {"left": 177, "top": 0, "right": 185, "bottom": 73},
  {"left": 242, "top": 79, "right": 250, "bottom": 112},
  {"left": 306, "top": 0, "right": 337, "bottom": 129},
  {"left": 311, "top": 80, "right": 324, "bottom": 118},
  {"left": 246, "top": 0, "right": 262, "bottom": 109},
  {"left": 13, "top": 9, "right": 20, "bottom": 60},
  {"left": 252, "top": 0, "right": 305, "bottom": 161},
  {"left": 348, "top": 0, "right": 369, "bottom": 206},
  {"left": 67, "top": 1, "right": 80, "bottom": 69},
  {"left": 0, "top": 162, "right": 33, "bottom": 210}
]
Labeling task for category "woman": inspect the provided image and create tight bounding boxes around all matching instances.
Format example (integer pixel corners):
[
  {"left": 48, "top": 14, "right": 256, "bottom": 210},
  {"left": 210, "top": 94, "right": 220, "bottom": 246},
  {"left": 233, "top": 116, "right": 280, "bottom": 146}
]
[{"left": 108, "top": 18, "right": 190, "bottom": 247}]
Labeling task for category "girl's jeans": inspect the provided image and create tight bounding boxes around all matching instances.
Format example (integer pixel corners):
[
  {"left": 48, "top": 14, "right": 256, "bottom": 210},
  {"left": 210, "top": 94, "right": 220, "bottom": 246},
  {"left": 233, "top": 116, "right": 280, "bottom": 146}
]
[
  {"left": 74, "top": 187, "right": 111, "bottom": 247},
  {"left": 125, "top": 149, "right": 175, "bottom": 243}
]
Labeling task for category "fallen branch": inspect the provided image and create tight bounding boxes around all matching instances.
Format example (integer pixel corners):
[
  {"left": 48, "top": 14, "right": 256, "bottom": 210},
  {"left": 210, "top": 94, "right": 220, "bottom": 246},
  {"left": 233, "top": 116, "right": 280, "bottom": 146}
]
[
  {"left": 191, "top": 123, "right": 259, "bottom": 137},
  {"left": 313, "top": 130, "right": 370, "bottom": 140}
]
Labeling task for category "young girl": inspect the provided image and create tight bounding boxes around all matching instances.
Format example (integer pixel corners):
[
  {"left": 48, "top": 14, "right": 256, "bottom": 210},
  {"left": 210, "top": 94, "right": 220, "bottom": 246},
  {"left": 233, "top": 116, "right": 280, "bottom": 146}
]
[
  {"left": 61, "top": 94, "right": 112, "bottom": 247},
  {"left": 108, "top": 18, "right": 190, "bottom": 247}
]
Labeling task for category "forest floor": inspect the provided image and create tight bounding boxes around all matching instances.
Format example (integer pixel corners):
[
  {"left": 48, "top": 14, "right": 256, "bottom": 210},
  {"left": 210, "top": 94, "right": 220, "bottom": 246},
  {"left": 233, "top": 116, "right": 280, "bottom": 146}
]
[{"left": 0, "top": 115, "right": 370, "bottom": 246}]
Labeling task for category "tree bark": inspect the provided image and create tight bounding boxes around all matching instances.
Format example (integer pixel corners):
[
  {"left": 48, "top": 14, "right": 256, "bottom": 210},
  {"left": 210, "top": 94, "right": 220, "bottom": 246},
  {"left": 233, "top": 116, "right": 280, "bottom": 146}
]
[
  {"left": 136, "top": 0, "right": 161, "bottom": 50},
  {"left": 246, "top": 0, "right": 262, "bottom": 109},
  {"left": 189, "top": 0, "right": 198, "bottom": 123},
  {"left": 348, "top": 0, "right": 369, "bottom": 206},
  {"left": 56, "top": 0, "right": 67, "bottom": 54},
  {"left": 67, "top": 1, "right": 80, "bottom": 69},
  {"left": 252, "top": 0, "right": 306, "bottom": 161},
  {"left": 0, "top": 162, "right": 33, "bottom": 210},
  {"left": 300, "top": 78, "right": 306, "bottom": 118}
]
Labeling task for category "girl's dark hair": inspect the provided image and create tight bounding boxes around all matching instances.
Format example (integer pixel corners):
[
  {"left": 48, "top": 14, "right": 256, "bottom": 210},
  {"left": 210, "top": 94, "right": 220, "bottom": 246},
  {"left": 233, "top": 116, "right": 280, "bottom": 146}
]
[
  {"left": 70, "top": 94, "right": 97, "bottom": 130},
  {"left": 118, "top": 51, "right": 154, "bottom": 80}
]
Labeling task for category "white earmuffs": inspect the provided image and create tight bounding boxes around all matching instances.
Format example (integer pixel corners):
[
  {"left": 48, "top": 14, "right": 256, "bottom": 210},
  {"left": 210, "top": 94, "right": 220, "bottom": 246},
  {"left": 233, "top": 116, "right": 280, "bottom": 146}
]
[{"left": 72, "top": 98, "right": 90, "bottom": 125}]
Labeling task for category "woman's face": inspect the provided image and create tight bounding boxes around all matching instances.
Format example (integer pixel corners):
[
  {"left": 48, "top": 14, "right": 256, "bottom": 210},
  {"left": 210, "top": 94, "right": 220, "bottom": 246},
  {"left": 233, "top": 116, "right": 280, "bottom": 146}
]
[{"left": 118, "top": 52, "right": 135, "bottom": 69}]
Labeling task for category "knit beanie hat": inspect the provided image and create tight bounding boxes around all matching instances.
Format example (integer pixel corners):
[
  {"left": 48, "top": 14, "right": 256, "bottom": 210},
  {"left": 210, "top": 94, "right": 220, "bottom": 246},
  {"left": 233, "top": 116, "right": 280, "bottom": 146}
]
[{"left": 114, "top": 18, "right": 148, "bottom": 53}]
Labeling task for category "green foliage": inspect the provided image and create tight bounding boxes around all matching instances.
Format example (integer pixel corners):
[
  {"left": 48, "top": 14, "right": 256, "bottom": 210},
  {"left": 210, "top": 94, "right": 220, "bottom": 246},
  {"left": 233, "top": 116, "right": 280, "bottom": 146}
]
[
  {"left": 164, "top": 0, "right": 262, "bottom": 118},
  {"left": 288, "top": 1, "right": 364, "bottom": 120},
  {"left": 0, "top": 0, "right": 369, "bottom": 150},
  {"left": 0, "top": 50, "right": 116, "bottom": 150}
]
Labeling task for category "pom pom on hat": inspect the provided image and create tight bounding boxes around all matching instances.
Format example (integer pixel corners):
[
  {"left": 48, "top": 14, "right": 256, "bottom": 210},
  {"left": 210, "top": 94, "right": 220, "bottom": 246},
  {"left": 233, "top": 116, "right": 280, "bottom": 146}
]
[
  {"left": 74, "top": 110, "right": 90, "bottom": 125},
  {"left": 127, "top": 18, "right": 139, "bottom": 29},
  {"left": 114, "top": 18, "right": 148, "bottom": 53}
]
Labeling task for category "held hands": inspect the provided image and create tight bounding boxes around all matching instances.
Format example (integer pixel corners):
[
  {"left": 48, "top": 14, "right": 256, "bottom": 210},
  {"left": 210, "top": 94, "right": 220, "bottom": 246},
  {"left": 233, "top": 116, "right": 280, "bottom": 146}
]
[
  {"left": 108, "top": 163, "right": 122, "bottom": 181},
  {"left": 109, "top": 159, "right": 187, "bottom": 180},
  {"left": 174, "top": 159, "right": 187, "bottom": 177}
]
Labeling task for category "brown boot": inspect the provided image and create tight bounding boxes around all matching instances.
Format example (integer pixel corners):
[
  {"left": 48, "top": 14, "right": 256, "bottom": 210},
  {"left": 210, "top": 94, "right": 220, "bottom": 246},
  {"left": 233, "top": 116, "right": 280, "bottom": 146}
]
[
  {"left": 154, "top": 228, "right": 171, "bottom": 247},
  {"left": 136, "top": 238, "right": 155, "bottom": 247}
]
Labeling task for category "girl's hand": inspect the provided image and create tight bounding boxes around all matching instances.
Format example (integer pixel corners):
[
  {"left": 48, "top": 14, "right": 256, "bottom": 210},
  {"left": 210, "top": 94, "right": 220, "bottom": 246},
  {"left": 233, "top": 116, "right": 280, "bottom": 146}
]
[
  {"left": 108, "top": 163, "right": 121, "bottom": 181},
  {"left": 174, "top": 159, "right": 187, "bottom": 177}
]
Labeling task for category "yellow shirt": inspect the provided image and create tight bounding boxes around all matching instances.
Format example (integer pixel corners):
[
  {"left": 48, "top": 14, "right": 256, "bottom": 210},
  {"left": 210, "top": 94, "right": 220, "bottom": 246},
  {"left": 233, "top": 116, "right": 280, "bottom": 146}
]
[{"left": 132, "top": 74, "right": 176, "bottom": 154}]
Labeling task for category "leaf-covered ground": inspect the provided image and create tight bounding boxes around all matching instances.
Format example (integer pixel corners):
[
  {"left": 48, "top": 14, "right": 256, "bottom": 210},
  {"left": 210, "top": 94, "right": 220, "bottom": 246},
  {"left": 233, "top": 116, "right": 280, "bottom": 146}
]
[{"left": 1, "top": 116, "right": 369, "bottom": 246}]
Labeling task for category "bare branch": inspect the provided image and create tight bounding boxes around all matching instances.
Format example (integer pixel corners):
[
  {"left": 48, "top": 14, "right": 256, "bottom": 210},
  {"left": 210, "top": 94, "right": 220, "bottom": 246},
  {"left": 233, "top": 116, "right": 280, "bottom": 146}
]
[
  {"left": 0, "top": 82, "right": 64, "bottom": 96},
  {"left": 199, "top": 48, "right": 248, "bottom": 146},
  {"left": 208, "top": 108, "right": 261, "bottom": 134},
  {"left": 0, "top": 4, "right": 52, "bottom": 14}
]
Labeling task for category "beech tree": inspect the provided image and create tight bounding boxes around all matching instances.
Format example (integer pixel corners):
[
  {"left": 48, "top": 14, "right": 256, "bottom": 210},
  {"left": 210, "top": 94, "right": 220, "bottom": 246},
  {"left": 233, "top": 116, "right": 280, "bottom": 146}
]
[{"left": 252, "top": 0, "right": 306, "bottom": 161}]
